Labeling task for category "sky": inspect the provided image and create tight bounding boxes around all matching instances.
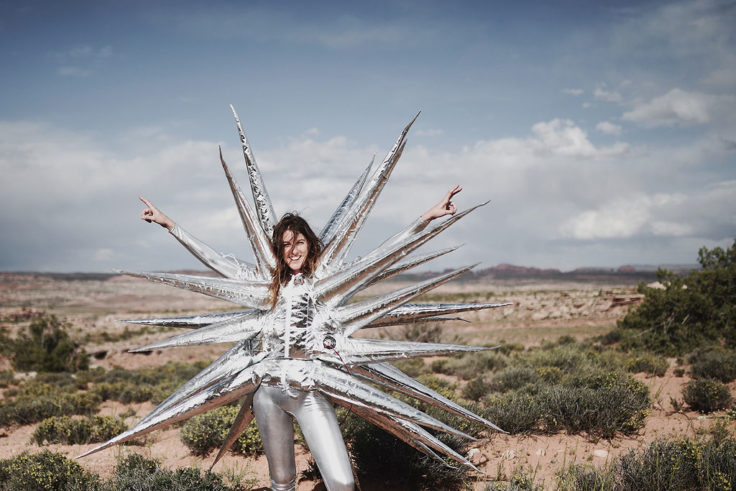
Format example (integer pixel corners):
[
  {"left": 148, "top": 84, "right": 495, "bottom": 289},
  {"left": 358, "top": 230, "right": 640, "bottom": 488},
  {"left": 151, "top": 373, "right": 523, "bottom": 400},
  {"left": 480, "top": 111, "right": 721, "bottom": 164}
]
[{"left": 1, "top": 0, "right": 734, "bottom": 273}]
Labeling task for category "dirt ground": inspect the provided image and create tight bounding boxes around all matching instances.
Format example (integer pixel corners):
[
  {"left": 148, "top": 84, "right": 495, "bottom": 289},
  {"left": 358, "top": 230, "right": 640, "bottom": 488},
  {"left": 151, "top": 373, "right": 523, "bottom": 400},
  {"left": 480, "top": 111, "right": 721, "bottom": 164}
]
[{"left": 0, "top": 273, "right": 733, "bottom": 489}]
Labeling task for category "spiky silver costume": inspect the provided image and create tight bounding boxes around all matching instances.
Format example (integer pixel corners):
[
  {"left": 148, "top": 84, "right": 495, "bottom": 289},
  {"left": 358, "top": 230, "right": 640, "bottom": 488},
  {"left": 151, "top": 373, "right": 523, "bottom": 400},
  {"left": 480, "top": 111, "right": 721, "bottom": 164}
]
[{"left": 79, "top": 108, "right": 510, "bottom": 489}]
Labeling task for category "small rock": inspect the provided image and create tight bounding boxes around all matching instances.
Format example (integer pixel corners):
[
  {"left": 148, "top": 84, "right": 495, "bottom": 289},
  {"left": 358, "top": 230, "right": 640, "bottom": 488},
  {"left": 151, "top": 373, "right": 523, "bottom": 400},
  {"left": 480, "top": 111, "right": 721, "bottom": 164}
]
[
  {"left": 535, "top": 448, "right": 546, "bottom": 456},
  {"left": 593, "top": 449, "right": 608, "bottom": 458},
  {"left": 501, "top": 450, "right": 515, "bottom": 459}
]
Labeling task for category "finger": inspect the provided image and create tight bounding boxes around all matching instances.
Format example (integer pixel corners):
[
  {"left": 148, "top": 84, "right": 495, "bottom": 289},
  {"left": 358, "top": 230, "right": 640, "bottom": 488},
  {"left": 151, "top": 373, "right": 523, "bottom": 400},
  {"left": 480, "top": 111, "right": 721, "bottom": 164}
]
[
  {"left": 449, "top": 185, "right": 462, "bottom": 198},
  {"left": 139, "top": 196, "right": 154, "bottom": 208}
]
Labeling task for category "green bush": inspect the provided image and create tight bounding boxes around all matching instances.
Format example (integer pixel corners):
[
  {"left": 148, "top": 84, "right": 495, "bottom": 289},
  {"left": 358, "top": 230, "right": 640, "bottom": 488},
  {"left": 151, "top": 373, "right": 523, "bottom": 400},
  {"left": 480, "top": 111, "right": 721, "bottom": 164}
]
[
  {"left": 180, "top": 405, "right": 263, "bottom": 457},
  {"left": 489, "top": 366, "right": 539, "bottom": 393},
  {"left": 0, "top": 450, "right": 101, "bottom": 490},
  {"left": 683, "top": 378, "right": 732, "bottom": 413},
  {"left": 613, "top": 439, "right": 736, "bottom": 490},
  {"left": 556, "top": 463, "right": 613, "bottom": 490},
  {"left": 482, "top": 391, "right": 541, "bottom": 434},
  {"left": 32, "top": 415, "right": 127, "bottom": 445},
  {"left": 617, "top": 241, "right": 736, "bottom": 355},
  {"left": 626, "top": 353, "right": 669, "bottom": 377},
  {"left": 0, "top": 370, "right": 14, "bottom": 388},
  {"left": 690, "top": 348, "right": 736, "bottom": 382},
  {"left": 431, "top": 351, "right": 507, "bottom": 380},
  {"left": 0, "top": 391, "right": 100, "bottom": 427},
  {"left": 10, "top": 315, "right": 89, "bottom": 372},
  {"left": 541, "top": 372, "right": 649, "bottom": 438},
  {"left": 462, "top": 376, "right": 491, "bottom": 401},
  {"left": 110, "top": 453, "right": 231, "bottom": 490}
]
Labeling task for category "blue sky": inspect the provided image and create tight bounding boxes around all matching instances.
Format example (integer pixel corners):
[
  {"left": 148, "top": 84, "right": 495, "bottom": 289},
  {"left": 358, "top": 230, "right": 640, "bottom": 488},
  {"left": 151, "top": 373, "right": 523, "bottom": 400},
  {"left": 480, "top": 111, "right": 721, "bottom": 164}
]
[{"left": 1, "top": 0, "right": 734, "bottom": 272}]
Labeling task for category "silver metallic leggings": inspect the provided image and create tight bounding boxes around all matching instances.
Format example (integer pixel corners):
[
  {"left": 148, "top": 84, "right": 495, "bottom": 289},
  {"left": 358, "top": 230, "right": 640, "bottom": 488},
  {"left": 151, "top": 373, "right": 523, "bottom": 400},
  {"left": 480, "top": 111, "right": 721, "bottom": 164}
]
[{"left": 253, "top": 385, "right": 354, "bottom": 491}]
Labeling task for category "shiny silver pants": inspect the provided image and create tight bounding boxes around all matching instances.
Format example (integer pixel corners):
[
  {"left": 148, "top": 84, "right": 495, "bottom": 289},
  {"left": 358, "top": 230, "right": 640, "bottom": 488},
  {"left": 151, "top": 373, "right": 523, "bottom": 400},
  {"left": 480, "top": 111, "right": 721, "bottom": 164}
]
[{"left": 253, "top": 385, "right": 354, "bottom": 491}]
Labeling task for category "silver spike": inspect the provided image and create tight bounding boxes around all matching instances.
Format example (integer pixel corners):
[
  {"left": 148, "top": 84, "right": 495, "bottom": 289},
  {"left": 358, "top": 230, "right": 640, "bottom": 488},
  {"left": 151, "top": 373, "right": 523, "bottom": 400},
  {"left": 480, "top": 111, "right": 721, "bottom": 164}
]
[
  {"left": 219, "top": 148, "right": 276, "bottom": 275},
  {"left": 121, "top": 271, "right": 270, "bottom": 308},
  {"left": 230, "top": 105, "right": 276, "bottom": 237},
  {"left": 121, "top": 309, "right": 253, "bottom": 328},
  {"left": 319, "top": 156, "right": 374, "bottom": 244}
]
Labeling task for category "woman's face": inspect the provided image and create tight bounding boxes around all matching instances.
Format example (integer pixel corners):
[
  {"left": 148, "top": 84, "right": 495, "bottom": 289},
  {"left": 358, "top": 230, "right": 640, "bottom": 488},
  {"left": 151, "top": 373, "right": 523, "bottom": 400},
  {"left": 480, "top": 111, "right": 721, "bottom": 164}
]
[{"left": 281, "top": 229, "right": 309, "bottom": 274}]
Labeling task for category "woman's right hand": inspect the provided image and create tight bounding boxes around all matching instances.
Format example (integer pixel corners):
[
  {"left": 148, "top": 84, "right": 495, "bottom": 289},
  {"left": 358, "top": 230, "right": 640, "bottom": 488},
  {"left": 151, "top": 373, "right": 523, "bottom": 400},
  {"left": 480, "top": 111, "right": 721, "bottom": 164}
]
[{"left": 140, "top": 196, "right": 174, "bottom": 230}]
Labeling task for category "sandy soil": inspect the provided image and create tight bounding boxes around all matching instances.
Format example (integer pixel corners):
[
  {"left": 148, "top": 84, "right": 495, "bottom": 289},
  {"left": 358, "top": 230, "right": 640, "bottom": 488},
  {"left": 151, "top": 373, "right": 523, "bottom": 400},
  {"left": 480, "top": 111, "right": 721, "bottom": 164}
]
[{"left": 0, "top": 273, "right": 733, "bottom": 489}]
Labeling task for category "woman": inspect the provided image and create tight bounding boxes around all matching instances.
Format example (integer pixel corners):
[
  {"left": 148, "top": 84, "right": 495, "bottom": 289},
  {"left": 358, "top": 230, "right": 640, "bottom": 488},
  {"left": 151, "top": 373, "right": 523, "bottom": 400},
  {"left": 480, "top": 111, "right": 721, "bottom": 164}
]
[{"left": 139, "top": 185, "right": 462, "bottom": 491}]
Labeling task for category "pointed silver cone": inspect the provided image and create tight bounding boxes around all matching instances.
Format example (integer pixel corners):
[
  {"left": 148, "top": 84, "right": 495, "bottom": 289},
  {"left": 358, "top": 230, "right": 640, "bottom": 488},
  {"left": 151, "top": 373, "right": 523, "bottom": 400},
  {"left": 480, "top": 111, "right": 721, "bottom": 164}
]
[
  {"left": 317, "top": 113, "right": 419, "bottom": 274},
  {"left": 366, "top": 302, "right": 512, "bottom": 325},
  {"left": 311, "top": 363, "right": 474, "bottom": 440},
  {"left": 209, "top": 393, "right": 255, "bottom": 470},
  {"left": 329, "top": 338, "right": 492, "bottom": 365},
  {"left": 219, "top": 148, "right": 276, "bottom": 276},
  {"left": 77, "top": 363, "right": 261, "bottom": 458},
  {"left": 230, "top": 105, "right": 276, "bottom": 238},
  {"left": 320, "top": 156, "right": 374, "bottom": 245},
  {"left": 350, "top": 405, "right": 481, "bottom": 471},
  {"left": 121, "top": 271, "right": 271, "bottom": 308},
  {"left": 137, "top": 346, "right": 266, "bottom": 427},
  {"left": 365, "top": 246, "right": 460, "bottom": 288},
  {"left": 366, "top": 315, "right": 467, "bottom": 329},
  {"left": 121, "top": 309, "right": 253, "bottom": 328},
  {"left": 337, "top": 265, "right": 476, "bottom": 336},
  {"left": 353, "top": 363, "right": 505, "bottom": 433},
  {"left": 129, "top": 311, "right": 262, "bottom": 352}
]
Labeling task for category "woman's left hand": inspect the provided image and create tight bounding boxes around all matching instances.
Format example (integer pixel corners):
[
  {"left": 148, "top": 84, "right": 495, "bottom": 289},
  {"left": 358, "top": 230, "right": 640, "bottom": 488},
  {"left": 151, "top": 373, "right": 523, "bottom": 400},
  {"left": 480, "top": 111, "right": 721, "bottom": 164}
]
[{"left": 421, "top": 185, "right": 462, "bottom": 222}]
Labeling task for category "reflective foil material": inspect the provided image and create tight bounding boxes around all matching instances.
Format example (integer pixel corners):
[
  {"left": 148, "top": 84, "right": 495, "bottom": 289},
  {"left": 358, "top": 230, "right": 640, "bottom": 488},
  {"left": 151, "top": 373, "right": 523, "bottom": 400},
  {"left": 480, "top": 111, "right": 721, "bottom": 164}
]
[{"left": 80, "top": 110, "right": 511, "bottom": 477}]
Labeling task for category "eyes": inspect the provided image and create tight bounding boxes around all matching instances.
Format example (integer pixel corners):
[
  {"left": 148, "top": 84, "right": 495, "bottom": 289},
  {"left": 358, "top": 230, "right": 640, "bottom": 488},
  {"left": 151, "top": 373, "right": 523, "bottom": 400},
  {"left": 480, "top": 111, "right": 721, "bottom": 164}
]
[{"left": 282, "top": 239, "right": 307, "bottom": 248}]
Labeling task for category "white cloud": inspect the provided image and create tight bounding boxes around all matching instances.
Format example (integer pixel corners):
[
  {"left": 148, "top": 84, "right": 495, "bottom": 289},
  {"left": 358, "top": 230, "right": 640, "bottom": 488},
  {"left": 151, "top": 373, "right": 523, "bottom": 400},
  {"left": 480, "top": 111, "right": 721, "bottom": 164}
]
[
  {"left": 596, "top": 121, "right": 623, "bottom": 136},
  {"left": 594, "top": 86, "right": 622, "bottom": 102},
  {"left": 561, "top": 183, "right": 736, "bottom": 240},
  {"left": 622, "top": 88, "right": 733, "bottom": 127},
  {"left": 562, "top": 88, "right": 583, "bottom": 96}
]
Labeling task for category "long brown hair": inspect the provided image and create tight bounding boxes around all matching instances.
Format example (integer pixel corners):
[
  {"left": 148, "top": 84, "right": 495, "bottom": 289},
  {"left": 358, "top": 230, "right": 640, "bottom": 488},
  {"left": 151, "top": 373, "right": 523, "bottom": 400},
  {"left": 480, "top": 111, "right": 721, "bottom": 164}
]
[{"left": 269, "top": 213, "right": 323, "bottom": 308}]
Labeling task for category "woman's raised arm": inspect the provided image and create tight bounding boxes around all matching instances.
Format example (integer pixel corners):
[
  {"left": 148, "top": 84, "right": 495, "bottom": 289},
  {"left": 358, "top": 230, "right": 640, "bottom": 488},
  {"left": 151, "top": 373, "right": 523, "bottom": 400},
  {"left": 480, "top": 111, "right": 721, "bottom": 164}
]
[
  {"left": 421, "top": 185, "right": 462, "bottom": 222},
  {"left": 140, "top": 196, "right": 175, "bottom": 230}
]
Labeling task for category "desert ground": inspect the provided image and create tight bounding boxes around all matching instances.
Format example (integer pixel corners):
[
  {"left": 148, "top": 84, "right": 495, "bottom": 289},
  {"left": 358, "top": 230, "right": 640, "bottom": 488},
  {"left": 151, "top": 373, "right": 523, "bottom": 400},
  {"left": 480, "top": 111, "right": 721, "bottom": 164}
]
[{"left": 0, "top": 272, "right": 732, "bottom": 489}]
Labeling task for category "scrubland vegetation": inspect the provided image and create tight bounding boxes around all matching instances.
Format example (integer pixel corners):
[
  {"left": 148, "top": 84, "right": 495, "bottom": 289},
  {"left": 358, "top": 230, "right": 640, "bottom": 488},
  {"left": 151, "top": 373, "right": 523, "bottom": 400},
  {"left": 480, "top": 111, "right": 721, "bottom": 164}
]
[{"left": 0, "top": 241, "right": 734, "bottom": 489}]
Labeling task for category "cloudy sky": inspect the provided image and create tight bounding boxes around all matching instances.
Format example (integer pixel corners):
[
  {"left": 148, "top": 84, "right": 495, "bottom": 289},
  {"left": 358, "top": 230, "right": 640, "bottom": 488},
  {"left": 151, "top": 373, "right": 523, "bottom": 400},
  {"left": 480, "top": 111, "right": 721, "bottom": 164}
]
[{"left": 1, "top": 0, "right": 734, "bottom": 272}]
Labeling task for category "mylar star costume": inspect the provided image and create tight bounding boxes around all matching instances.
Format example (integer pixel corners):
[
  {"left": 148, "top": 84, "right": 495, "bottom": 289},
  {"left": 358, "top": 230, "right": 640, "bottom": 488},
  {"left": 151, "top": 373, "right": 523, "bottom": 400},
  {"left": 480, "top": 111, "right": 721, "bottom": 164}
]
[{"left": 79, "top": 108, "right": 510, "bottom": 488}]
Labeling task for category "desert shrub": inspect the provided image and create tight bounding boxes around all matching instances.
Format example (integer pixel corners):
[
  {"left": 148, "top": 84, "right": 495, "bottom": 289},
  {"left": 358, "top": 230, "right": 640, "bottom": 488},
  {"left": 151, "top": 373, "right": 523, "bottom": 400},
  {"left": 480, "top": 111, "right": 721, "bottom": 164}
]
[
  {"left": 396, "top": 322, "right": 444, "bottom": 343},
  {"left": 180, "top": 405, "right": 263, "bottom": 457},
  {"left": 689, "top": 347, "right": 736, "bottom": 382},
  {"left": 110, "top": 453, "right": 231, "bottom": 490},
  {"left": 340, "top": 411, "right": 470, "bottom": 490},
  {"left": 625, "top": 353, "right": 669, "bottom": 376},
  {"left": 432, "top": 351, "right": 507, "bottom": 380},
  {"left": 32, "top": 415, "right": 127, "bottom": 445},
  {"left": 10, "top": 315, "right": 89, "bottom": 372},
  {"left": 0, "top": 391, "right": 100, "bottom": 427},
  {"left": 540, "top": 371, "right": 649, "bottom": 438},
  {"left": 0, "top": 371, "right": 14, "bottom": 388},
  {"left": 490, "top": 366, "right": 539, "bottom": 393},
  {"left": 462, "top": 376, "right": 491, "bottom": 401},
  {"left": 482, "top": 391, "right": 541, "bottom": 434},
  {"left": 85, "top": 361, "right": 207, "bottom": 405},
  {"left": 617, "top": 241, "right": 736, "bottom": 355},
  {"left": 556, "top": 463, "right": 613, "bottom": 490},
  {"left": 683, "top": 378, "right": 732, "bottom": 413},
  {"left": 0, "top": 450, "right": 101, "bottom": 490},
  {"left": 90, "top": 381, "right": 155, "bottom": 403}
]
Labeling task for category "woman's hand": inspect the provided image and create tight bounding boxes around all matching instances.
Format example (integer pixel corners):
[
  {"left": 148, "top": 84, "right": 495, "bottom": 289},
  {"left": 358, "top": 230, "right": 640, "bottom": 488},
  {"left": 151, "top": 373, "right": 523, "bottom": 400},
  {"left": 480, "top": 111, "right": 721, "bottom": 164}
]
[
  {"left": 421, "top": 185, "right": 462, "bottom": 222},
  {"left": 140, "top": 196, "right": 174, "bottom": 230}
]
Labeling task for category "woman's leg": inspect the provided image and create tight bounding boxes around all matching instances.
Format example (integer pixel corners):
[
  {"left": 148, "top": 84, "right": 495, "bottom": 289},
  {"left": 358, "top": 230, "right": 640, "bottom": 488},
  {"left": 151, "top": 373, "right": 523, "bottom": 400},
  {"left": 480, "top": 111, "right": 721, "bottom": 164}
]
[
  {"left": 295, "top": 391, "right": 354, "bottom": 491},
  {"left": 253, "top": 386, "right": 297, "bottom": 491}
]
